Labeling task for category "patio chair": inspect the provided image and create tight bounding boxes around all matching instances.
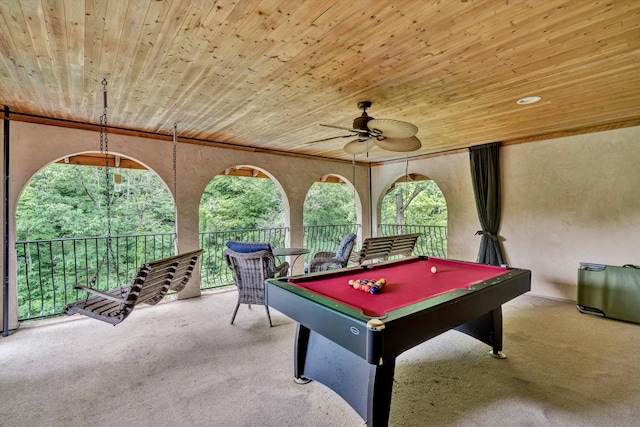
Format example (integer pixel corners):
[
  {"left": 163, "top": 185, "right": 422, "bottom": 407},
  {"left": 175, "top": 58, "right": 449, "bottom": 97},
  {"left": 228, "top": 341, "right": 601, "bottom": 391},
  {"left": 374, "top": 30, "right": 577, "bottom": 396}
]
[
  {"left": 306, "top": 233, "right": 357, "bottom": 273},
  {"left": 224, "top": 242, "right": 289, "bottom": 327}
]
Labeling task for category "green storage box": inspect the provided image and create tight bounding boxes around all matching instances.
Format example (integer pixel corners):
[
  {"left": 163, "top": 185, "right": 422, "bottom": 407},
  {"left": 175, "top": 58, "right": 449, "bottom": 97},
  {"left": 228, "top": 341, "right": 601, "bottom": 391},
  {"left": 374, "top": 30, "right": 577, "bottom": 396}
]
[{"left": 577, "top": 262, "right": 640, "bottom": 324}]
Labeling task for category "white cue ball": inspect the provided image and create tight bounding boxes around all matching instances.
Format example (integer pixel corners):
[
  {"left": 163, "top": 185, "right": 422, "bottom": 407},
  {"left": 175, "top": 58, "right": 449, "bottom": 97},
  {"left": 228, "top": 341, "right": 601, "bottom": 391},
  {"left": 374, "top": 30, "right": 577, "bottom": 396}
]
[{"left": 430, "top": 266, "right": 437, "bottom": 273}]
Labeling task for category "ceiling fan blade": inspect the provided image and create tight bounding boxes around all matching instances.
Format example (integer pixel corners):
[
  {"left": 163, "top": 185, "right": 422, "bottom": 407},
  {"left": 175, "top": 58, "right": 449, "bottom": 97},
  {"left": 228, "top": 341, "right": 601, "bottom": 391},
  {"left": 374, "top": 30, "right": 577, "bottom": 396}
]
[
  {"left": 320, "top": 123, "right": 361, "bottom": 133},
  {"left": 367, "top": 119, "right": 418, "bottom": 138},
  {"left": 306, "top": 134, "right": 355, "bottom": 144},
  {"left": 343, "top": 138, "right": 375, "bottom": 154},
  {"left": 374, "top": 136, "right": 422, "bottom": 152}
]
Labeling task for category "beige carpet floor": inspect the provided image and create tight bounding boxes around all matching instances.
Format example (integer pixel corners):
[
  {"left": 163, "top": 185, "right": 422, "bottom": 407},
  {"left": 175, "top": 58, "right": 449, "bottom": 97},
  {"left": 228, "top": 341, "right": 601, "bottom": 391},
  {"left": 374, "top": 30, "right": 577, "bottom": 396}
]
[{"left": 1, "top": 290, "right": 639, "bottom": 426}]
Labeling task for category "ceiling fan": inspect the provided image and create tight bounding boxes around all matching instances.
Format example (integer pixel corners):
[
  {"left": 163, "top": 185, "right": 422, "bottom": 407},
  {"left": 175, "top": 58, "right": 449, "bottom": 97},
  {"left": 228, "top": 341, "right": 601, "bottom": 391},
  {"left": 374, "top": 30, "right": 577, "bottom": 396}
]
[{"left": 310, "top": 101, "right": 422, "bottom": 154}]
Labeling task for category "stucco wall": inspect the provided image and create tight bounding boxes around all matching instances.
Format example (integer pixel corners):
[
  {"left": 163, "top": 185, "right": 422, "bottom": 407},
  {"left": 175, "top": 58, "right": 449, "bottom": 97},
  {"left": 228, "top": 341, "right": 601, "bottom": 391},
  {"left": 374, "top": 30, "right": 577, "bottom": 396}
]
[
  {"left": 501, "top": 127, "right": 640, "bottom": 300},
  {"left": 2, "top": 120, "right": 640, "bottom": 331}
]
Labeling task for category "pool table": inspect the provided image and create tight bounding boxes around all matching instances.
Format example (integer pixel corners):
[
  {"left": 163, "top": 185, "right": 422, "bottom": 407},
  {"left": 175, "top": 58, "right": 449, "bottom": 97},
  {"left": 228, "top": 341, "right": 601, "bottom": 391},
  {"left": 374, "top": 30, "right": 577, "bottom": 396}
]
[{"left": 265, "top": 256, "right": 531, "bottom": 427}]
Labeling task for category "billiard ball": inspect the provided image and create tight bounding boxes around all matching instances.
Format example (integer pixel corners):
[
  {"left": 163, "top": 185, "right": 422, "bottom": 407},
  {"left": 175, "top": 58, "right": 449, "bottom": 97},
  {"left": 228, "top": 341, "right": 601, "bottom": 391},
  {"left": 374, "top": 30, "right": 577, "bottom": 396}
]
[{"left": 430, "top": 266, "right": 437, "bottom": 273}]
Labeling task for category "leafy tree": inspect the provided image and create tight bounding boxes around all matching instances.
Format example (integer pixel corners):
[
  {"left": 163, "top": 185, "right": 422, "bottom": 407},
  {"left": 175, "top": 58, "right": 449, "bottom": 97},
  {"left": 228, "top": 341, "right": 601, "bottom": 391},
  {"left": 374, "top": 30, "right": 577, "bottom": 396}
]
[
  {"left": 199, "top": 176, "right": 285, "bottom": 231},
  {"left": 16, "top": 164, "right": 174, "bottom": 241},
  {"left": 381, "top": 179, "right": 447, "bottom": 226},
  {"left": 109, "top": 169, "right": 174, "bottom": 234},
  {"left": 303, "top": 182, "right": 356, "bottom": 226}
]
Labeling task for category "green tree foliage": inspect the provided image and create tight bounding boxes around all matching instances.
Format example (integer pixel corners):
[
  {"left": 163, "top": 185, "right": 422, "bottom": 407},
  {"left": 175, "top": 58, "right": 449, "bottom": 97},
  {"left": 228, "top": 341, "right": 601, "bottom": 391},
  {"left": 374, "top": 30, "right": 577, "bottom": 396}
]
[
  {"left": 199, "top": 175, "right": 285, "bottom": 231},
  {"left": 110, "top": 170, "right": 175, "bottom": 234},
  {"left": 16, "top": 164, "right": 174, "bottom": 241},
  {"left": 18, "top": 165, "right": 444, "bottom": 239},
  {"left": 303, "top": 181, "right": 356, "bottom": 226},
  {"left": 381, "top": 179, "right": 447, "bottom": 226}
]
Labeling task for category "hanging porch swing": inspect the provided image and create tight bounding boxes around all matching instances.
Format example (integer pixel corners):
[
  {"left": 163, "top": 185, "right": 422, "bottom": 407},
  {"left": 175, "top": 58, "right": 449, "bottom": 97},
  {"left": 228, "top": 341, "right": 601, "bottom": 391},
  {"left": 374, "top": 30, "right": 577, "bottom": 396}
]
[{"left": 62, "top": 80, "right": 203, "bottom": 325}]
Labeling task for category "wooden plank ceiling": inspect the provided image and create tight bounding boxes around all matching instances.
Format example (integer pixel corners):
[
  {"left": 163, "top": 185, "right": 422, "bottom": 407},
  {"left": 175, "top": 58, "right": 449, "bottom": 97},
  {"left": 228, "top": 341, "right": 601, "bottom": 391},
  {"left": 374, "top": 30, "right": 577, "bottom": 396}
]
[{"left": 1, "top": 0, "right": 640, "bottom": 164}]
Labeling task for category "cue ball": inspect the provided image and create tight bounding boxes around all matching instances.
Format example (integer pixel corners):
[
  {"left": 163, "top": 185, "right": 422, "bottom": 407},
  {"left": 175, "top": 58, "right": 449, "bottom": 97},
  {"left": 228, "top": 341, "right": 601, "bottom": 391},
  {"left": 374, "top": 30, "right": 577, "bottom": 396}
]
[{"left": 430, "top": 266, "right": 437, "bottom": 273}]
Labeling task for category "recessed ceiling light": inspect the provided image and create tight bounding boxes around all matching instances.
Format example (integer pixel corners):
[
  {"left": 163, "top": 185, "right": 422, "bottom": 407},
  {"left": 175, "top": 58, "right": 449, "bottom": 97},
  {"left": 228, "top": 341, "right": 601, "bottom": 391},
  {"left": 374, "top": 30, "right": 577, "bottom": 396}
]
[{"left": 517, "top": 96, "right": 541, "bottom": 105}]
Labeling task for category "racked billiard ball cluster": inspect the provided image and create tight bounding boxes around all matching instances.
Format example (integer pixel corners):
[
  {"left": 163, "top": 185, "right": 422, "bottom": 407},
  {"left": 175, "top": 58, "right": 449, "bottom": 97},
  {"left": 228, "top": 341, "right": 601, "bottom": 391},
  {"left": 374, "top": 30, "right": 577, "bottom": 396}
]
[{"left": 347, "top": 278, "right": 386, "bottom": 294}]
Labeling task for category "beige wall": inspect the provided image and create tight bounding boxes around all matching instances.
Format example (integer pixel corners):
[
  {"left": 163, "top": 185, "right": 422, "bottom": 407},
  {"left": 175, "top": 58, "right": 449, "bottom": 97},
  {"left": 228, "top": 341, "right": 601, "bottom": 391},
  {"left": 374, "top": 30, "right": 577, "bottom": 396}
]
[
  {"left": 500, "top": 127, "right": 640, "bottom": 300},
  {"left": 371, "top": 126, "right": 640, "bottom": 301},
  {"left": 2, "top": 120, "right": 640, "bottom": 330}
]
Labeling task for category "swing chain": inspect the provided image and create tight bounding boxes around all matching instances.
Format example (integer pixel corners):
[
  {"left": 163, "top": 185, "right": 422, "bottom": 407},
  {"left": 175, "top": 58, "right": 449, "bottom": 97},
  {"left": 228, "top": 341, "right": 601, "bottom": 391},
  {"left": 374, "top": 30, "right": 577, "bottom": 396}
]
[
  {"left": 100, "top": 79, "right": 118, "bottom": 285},
  {"left": 173, "top": 123, "right": 177, "bottom": 205},
  {"left": 173, "top": 123, "right": 178, "bottom": 249},
  {"left": 100, "top": 79, "right": 112, "bottom": 240},
  {"left": 100, "top": 79, "right": 107, "bottom": 154}
]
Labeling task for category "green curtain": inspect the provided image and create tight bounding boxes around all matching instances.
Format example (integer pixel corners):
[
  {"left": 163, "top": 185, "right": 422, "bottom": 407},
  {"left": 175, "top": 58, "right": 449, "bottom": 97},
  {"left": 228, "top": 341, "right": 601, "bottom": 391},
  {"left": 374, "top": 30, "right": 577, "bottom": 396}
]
[{"left": 469, "top": 142, "right": 504, "bottom": 266}]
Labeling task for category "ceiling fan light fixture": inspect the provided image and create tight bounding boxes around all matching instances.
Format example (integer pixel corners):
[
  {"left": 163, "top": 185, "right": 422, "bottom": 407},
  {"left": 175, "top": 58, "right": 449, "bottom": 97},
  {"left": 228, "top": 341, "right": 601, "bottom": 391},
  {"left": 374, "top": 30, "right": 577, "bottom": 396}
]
[{"left": 344, "top": 138, "right": 375, "bottom": 154}]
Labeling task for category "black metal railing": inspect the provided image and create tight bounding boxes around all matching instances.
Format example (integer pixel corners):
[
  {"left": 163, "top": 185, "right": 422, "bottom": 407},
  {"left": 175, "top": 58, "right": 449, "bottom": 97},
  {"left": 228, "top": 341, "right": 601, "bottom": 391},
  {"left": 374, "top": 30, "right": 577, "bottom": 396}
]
[
  {"left": 379, "top": 224, "right": 448, "bottom": 258},
  {"left": 302, "top": 224, "right": 361, "bottom": 264},
  {"left": 198, "top": 227, "right": 288, "bottom": 290},
  {"left": 15, "top": 223, "right": 446, "bottom": 321},
  {"left": 15, "top": 233, "right": 177, "bottom": 321}
]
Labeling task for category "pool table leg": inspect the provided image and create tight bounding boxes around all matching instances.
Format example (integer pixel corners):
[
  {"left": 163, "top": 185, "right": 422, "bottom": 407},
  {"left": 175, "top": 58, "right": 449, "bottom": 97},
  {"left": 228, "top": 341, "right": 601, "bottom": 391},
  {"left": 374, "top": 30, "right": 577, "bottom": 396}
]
[
  {"left": 292, "top": 323, "right": 396, "bottom": 426},
  {"left": 368, "top": 359, "right": 396, "bottom": 427},
  {"left": 455, "top": 307, "right": 506, "bottom": 359},
  {"left": 293, "top": 323, "right": 312, "bottom": 384}
]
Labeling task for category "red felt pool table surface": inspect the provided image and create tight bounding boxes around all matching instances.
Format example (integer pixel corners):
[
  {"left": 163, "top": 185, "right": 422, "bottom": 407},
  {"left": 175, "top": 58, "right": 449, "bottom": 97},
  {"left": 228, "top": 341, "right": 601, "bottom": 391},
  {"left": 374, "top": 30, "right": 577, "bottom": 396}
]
[{"left": 288, "top": 257, "right": 509, "bottom": 317}]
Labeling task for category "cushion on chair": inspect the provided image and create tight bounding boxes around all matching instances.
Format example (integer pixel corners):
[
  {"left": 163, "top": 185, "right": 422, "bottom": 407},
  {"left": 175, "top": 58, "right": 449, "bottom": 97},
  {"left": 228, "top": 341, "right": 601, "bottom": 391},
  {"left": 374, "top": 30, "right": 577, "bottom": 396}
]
[
  {"left": 335, "top": 234, "right": 357, "bottom": 259},
  {"left": 226, "top": 241, "right": 272, "bottom": 253}
]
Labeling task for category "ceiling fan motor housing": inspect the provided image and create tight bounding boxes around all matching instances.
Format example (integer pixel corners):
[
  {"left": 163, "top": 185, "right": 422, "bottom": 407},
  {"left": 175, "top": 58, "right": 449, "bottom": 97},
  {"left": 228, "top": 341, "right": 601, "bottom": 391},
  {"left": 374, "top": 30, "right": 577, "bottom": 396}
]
[{"left": 353, "top": 111, "right": 373, "bottom": 132}]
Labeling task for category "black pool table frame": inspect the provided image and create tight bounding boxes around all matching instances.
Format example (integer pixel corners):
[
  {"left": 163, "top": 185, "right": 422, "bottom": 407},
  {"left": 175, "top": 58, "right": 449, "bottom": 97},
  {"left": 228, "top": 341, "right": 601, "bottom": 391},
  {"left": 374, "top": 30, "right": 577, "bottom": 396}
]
[{"left": 266, "top": 256, "right": 531, "bottom": 426}]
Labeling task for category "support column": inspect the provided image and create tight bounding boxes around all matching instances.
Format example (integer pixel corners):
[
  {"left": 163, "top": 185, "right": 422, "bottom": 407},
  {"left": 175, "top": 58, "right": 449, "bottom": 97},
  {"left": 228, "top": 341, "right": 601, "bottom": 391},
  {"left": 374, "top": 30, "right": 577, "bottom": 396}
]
[{"left": 2, "top": 105, "right": 9, "bottom": 336}]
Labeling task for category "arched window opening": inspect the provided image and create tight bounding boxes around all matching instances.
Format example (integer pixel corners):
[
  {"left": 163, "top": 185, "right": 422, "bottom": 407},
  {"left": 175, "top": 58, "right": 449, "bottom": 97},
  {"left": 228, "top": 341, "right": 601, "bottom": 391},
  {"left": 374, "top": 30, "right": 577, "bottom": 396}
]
[
  {"left": 380, "top": 173, "right": 448, "bottom": 258},
  {"left": 198, "top": 166, "right": 287, "bottom": 290},
  {"left": 303, "top": 174, "right": 359, "bottom": 265},
  {"left": 15, "top": 155, "right": 175, "bottom": 321},
  {"left": 199, "top": 167, "right": 285, "bottom": 232}
]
